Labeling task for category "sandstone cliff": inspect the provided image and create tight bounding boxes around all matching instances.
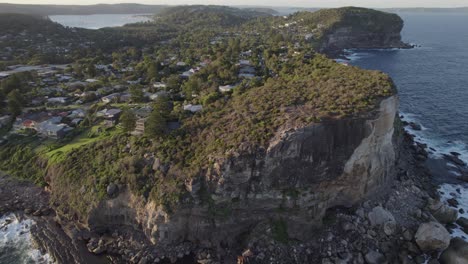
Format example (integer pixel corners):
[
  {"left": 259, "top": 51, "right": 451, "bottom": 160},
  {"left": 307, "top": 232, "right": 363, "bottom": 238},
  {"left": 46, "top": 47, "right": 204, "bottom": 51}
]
[
  {"left": 85, "top": 95, "right": 399, "bottom": 248},
  {"left": 306, "top": 7, "right": 411, "bottom": 54}
]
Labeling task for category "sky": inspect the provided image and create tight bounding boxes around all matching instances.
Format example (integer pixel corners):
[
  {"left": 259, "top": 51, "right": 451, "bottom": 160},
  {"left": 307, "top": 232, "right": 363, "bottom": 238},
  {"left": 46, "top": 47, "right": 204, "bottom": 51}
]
[{"left": 1, "top": 0, "right": 467, "bottom": 7}]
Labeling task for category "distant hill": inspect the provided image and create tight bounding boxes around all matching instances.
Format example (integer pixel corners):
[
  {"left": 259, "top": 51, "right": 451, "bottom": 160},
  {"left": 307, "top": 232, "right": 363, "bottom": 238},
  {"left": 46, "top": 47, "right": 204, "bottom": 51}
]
[
  {"left": 0, "top": 3, "right": 168, "bottom": 15},
  {"left": 0, "top": 13, "right": 67, "bottom": 34},
  {"left": 382, "top": 7, "right": 468, "bottom": 13},
  {"left": 157, "top": 5, "right": 272, "bottom": 27}
]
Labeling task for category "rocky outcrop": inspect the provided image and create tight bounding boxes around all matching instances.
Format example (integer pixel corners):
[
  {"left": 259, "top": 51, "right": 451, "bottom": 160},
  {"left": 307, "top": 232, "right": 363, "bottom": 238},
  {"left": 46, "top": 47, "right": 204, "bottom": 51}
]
[
  {"left": 427, "top": 198, "right": 458, "bottom": 224},
  {"left": 321, "top": 26, "right": 410, "bottom": 54},
  {"left": 440, "top": 238, "right": 468, "bottom": 264},
  {"left": 414, "top": 222, "right": 451, "bottom": 252},
  {"left": 317, "top": 8, "right": 411, "bottom": 54},
  {"left": 85, "top": 95, "right": 400, "bottom": 248}
]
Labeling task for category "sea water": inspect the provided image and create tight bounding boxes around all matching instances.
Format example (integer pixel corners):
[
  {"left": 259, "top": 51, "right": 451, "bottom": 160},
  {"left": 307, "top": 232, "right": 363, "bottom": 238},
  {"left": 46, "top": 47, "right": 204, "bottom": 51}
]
[
  {"left": 348, "top": 12, "right": 468, "bottom": 240},
  {"left": 0, "top": 214, "right": 52, "bottom": 264},
  {"left": 49, "top": 14, "right": 151, "bottom": 29}
]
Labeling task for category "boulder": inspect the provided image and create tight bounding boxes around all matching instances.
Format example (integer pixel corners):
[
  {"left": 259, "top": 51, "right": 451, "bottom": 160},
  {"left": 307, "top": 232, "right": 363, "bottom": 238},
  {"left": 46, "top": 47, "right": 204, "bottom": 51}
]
[
  {"left": 365, "top": 250, "right": 386, "bottom": 264},
  {"left": 443, "top": 154, "right": 466, "bottom": 167},
  {"left": 428, "top": 199, "right": 458, "bottom": 224},
  {"left": 456, "top": 217, "right": 468, "bottom": 230},
  {"left": 368, "top": 206, "right": 397, "bottom": 235},
  {"left": 415, "top": 222, "right": 451, "bottom": 252},
  {"left": 106, "top": 183, "right": 118, "bottom": 196},
  {"left": 409, "top": 122, "right": 422, "bottom": 131},
  {"left": 439, "top": 238, "right": 468, "bottom": 264}
]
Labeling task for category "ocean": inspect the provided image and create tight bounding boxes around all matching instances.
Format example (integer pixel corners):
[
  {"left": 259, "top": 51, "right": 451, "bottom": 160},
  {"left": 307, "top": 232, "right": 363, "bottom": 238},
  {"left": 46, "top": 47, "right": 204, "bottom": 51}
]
[
  {"left": 347, "top": 12, "right": 468, "bottom": 239},
  {"left": 0, "top": 214, "right": 52, "bottom": 264},
  {"left": 49, "top": 14, "right": 152, "bottom": 29}
]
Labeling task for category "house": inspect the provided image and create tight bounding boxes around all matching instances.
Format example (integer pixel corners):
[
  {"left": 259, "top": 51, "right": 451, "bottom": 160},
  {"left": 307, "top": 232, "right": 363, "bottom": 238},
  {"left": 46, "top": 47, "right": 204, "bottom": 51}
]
[
  {"left": 47, "top": 97, "right": 68, "bottom": 105},
  {"left": 127, "top": 78, "right": 141, "bottom": 85},
  {"left": 13, "top": 112, "right": 50, "bottom": 130},
  {"left": 183, "top": 104, "right": 203, "bottom": 113},
  {"left": 181, "top": 71, "right": 194, "bottom": 78},
  {"left": 68, "top": 109, "right": 86, "bottom": 118},
  {"left": 176, "top": 61, "right": 187, "bottom": 67},
  {"left": 238, "top": 73, "right": 256, "bottom": 79},
  {"left": 239, "top": 60, "right": 251, "bottom": 66},
  {"left": 101, "top": 93, "right": 120, "bottom": 104},
  {"left": 0, "top": 72, "right": 10, "bottom": 79},
  {"left": 71, "top": 118, "right": 83, "bottom": 126},
  {"left": 240, "top": 50, "right": 252, "bottom": 57},
  {"left": 153, "top": 82, "right": 167, "bottom": 90},
  {"left": 37, "top": 122, "right": 70, "bottom": 139},
  {"left": 57, "top": 74, "right": 72, "bottom": 82},
  {"left": 119, "top": 93, "right": 131, "bottom": 102},
  {"left": 219, "top": 85, "right": 235, "bottom": 93},
  {"left": 86, "top": 78, "right": 99, "bottom": 83},
  {"left": 148, "top": 91, "right": 169, "bottom": 101},
  {"left": 97, "top": 108, "right": 122, "bottom": 126}
]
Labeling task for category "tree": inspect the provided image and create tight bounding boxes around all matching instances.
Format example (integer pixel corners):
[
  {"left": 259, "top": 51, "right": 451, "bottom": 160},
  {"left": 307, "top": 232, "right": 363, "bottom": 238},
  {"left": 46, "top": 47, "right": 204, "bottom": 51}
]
[
  {"left": 86, "top": 63, "right": 96, "bottom": 78},
  {"left": 153, "top": 95, "right": 171, "bottom": 118},
  {"left": 120, "top": 110, "right": 137, "bottom": 133},
  {"left": 145, "top": 110, "right": 166, "bottom": 138},
  {"left": 7, "top": 90, "right": 22, "bottom": 117},
  {"left": 129, "top": 85, "right": 145, "bottom": 103},
  {"left": 182, "top": 77, "right": 201, "bottom": 99},
  {"left": 147, "top": 62, "right": 159, "bottom": 81},
  {"left": 0, "top": 91, "right": 5, "bottom": 114}
]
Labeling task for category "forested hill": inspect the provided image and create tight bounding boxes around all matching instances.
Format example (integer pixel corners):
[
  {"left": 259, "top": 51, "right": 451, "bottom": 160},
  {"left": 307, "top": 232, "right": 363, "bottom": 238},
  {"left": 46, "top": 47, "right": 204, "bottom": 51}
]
[
  {"left": 290, "top": 7, "right": 404, "bottom": 39},
  {"left": 156, "top": 5, "right": 273, "bottom": 27},
  {"left": 0, "top": 13, "right": 69, "bottom": 35},
  {"left": 0, "top": 3, "right": 168, "bottom": 15}
]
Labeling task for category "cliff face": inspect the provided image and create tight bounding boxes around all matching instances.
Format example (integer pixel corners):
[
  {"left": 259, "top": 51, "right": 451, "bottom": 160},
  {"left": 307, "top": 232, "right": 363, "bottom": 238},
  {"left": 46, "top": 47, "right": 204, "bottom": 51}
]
[
  {"left": 312, "top": 7, "right": 411, "bottom": 54},
  {"left": 321, "top": 26, "right": 409, "bottom": 53},
  {"left": 85, "top": 95, "right": 399, "bottom": 247}
]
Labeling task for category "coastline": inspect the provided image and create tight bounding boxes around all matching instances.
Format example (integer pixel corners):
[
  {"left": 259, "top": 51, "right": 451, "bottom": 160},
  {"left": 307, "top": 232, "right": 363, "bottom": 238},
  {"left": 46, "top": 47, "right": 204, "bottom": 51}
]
[
  {"left": 0, "top": 173, "right": 106, "bottom": 264},
  {"left": 1, "top": 121, "right": 462, "bottom": 263}
]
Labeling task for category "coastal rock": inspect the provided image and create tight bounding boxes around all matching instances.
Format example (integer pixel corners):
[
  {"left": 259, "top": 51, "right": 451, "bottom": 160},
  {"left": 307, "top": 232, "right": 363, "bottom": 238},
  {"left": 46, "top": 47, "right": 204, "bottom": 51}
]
[
  {"left": 415, "top": 222, "right": 451, "bottom": 252},
  {"left": 456, "top": 217, "right": 468, "bottom": 230},
  {"left": 443, "top": 154, "right": 466, "bottom": 167},
  {"left": 364, "top": 250, "right": 386, "bottom": 264},
  {"left": 409, "top": 122, "right": 422, "bottom": 131},
  {"left": 427, "top": 199, "right": 458, "bottom": 224},
  {"left": 367, "top": 206, "right": 397, "bottom": 235},
  {"left": 78, "top": 96, "right": 400, "bottom": 247},
  {"left": 439, "top": 238, "right": 468, "bottom": 264},
  {"left": 319, "top": 8, "right": 410, "bottom": 55}
]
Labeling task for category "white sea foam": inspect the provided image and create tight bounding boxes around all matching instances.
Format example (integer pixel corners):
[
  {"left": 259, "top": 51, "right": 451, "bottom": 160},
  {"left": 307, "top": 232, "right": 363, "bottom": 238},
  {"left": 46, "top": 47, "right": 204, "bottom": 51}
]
[
  {"left": 439, "top": 184, "right": 468, "bottom": 241},
  {"left": 399, "top": 111, "right": 468, "bottom": 242},
  {"left": 0, "top": 214, "right": 53, "bottom": 263},
  {"left": 400, "top": 112, "right": 468, "bottom": 164}
]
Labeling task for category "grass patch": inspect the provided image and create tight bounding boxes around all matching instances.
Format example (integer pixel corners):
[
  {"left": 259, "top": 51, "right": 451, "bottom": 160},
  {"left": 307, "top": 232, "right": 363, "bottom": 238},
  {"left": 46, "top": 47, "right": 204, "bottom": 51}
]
[{"left": 45, "top": 125, "right": 122, "bottom": 163}]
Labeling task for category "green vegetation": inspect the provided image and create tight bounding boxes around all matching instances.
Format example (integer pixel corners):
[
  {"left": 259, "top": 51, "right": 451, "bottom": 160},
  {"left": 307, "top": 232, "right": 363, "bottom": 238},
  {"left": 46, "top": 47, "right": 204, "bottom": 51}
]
[
  {"left": 120, "top": 109, "right": 137, "bottom": 133},
  {"left": 291, "top": 7, "right": 404, "bottom": 41},
  {"left": 0, "top": 5, "right": 401, "bottom": 220}
]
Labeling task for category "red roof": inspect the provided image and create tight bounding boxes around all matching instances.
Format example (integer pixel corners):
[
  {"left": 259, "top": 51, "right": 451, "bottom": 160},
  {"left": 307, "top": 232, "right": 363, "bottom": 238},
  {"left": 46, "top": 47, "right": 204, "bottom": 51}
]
[{"left": 22, "top": 119, "right": 35, "bottom": 127}]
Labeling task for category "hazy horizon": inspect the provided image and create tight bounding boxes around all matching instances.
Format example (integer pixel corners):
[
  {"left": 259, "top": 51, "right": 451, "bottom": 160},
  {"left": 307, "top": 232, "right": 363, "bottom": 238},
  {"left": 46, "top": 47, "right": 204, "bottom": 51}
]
[{"left": 0, "top": 1, "right": 467, "bottom": 8}]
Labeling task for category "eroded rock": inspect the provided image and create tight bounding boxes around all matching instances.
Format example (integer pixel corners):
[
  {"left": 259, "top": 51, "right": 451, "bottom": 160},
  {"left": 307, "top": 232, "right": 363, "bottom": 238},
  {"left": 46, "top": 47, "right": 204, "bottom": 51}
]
[{"left": 415, "top": 222, "right": 451, "bottom": 252}]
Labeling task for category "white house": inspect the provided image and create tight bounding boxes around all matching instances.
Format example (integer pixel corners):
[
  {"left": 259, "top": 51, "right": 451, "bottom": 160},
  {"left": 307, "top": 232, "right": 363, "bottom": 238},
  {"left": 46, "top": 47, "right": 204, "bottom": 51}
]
[
  {"left": 47, "top": 97, "right": 68, "bottom": 105},
  {"left": 219, "top": 85, "right": 235, "bottom": 93},
  {"left": 153, "top": 82, "right": 167, "bottom": 89},
  {"left": 101, "top": 93, "right": 120, "bottom": 104},
  {"left": 183, "top": 104, "right": 203, "bottom": 113}
]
